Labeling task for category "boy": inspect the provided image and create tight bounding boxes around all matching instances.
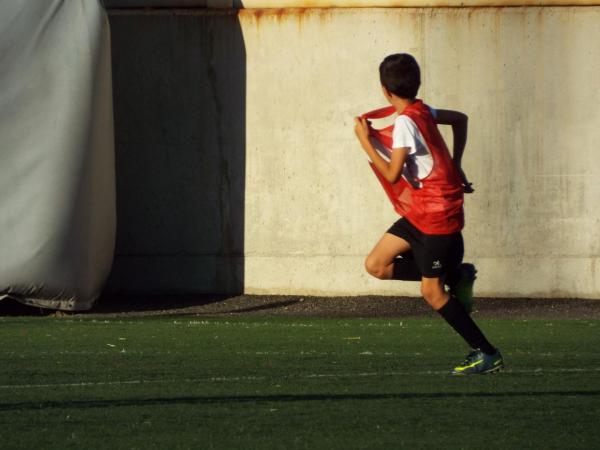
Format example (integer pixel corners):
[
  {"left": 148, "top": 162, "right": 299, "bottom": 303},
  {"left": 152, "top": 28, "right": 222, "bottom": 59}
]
[{"left": 354, "top": 53, "right": 503, "bottom": 375}]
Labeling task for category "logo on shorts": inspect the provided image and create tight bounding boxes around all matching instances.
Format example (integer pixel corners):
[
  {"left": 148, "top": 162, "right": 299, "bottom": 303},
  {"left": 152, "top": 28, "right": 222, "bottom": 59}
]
[{"left": 432, "top": 260, "right": 442, "bottom": 269}]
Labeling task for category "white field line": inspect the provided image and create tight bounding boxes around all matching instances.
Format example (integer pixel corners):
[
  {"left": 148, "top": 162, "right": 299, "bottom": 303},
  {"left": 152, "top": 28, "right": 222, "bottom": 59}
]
[{"left": 1, "top": 367, "right": 600, "bottom": 390}]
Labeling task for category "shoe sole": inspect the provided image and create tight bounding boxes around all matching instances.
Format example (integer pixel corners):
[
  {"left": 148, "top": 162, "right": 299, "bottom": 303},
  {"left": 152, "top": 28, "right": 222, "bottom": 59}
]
[
  {"left": 482, "top": 364, "right": 504, "bottom": 374},
  {"left": 451, "top": 362, "right": 504, "bottom": 376}
]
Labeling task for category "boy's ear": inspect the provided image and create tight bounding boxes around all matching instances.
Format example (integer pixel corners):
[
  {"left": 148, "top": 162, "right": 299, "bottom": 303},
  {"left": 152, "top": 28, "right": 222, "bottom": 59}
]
[{"left": 381, "top": 85, "right": 393, "bottom": 101}]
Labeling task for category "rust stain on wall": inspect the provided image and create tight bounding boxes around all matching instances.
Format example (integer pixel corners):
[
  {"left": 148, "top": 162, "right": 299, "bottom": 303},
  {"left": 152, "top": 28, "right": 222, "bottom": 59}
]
[
  {"left": 239, "top": 7, "right": 334, "bottom": 31},
  {"left": 466, "top": 5, "right": 506, "bottom": 19}
]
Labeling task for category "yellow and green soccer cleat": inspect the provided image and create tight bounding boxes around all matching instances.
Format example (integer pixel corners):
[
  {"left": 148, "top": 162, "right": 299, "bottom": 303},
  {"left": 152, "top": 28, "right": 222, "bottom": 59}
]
[
  {"left": 451, "top": 349, "right": 504, "bottom": 375},
  {"left": 449, "top": 263, "right": 477, "bottom": 314}
]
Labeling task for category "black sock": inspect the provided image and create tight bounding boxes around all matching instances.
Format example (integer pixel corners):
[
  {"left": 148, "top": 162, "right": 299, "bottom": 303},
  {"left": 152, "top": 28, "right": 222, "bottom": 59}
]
[
  {"left": 392, "top": 255, "right": 421, "bottom": 282},
  {"left": 437, "top": 296, "right": 496, "bottom": 355}
]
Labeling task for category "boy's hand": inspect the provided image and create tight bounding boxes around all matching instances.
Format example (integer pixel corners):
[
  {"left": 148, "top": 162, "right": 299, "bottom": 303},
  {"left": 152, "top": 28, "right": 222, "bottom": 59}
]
[
  {"left": 458, "top": 167, "right": 474, "bottom": 193},
  {"left": 354, "top": 117, "right": 371, "bottom": 146}
]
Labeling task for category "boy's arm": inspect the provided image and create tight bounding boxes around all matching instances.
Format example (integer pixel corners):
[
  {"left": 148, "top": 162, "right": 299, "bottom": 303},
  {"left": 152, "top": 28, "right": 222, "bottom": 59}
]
[
  {"left": 434, "top": 109, "right": 474, "bottom": 193},
  {"left": 354, "top": 117, "right": 408, "bottom": 184}
]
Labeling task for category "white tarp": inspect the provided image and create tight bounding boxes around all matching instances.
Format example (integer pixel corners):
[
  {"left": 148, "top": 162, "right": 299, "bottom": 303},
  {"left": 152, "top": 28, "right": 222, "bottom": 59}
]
[{"left": 0, "top": 0, "right": 116, "bottom": 311}]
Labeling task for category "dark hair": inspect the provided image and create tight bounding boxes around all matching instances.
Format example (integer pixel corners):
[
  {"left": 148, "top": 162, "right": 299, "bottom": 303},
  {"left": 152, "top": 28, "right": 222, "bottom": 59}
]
[{"left": 379, "top": 53, "right": 421, "bottom": 99}]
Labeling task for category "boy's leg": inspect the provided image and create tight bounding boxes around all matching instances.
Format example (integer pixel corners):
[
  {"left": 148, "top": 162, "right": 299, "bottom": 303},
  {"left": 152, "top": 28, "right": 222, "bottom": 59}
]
[
  {"left": 392, "top": 250, "right": 422, "bottom": 281},
  {"left": 436, "top": 232, "right": 476, "bottom": 313},
  {"left": 447, "top": 263, "right": 477, "bottom": 313},
  {"left": 441, "top": 233, "right": 464, "bottom": 287},
  {"left": 421, "top": 276, "right": 496, "bottom": 355},
  {"left": 365, "top": 233, "right": 414, "bottom": 280},
  {"left": 417, "top": 231, "right": 497, "bottom": 356},
  {"left": 365, "top": 218, "right": 423, "bottom": 281}
]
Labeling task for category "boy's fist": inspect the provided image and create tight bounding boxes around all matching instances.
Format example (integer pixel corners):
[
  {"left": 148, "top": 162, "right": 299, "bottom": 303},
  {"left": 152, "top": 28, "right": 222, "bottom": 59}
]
[
  {"left": 458, "top": 167, "right": 475, "bottom": 193},
  {"left": 354, "top": 117, "right": 371, "bottom": 145}
]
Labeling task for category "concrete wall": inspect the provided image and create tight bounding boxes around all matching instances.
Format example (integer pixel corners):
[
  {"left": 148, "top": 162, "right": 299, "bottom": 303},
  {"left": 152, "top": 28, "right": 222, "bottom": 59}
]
[
  {"left": 106, "top": 7, "right": 600, "bottom": 298},
  {"left": 106, "top": 10, "right": 245, "bottom": 294}
]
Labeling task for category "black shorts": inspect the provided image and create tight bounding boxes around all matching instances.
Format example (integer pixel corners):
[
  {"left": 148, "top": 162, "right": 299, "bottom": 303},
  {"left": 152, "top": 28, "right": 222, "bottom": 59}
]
[{"left": 386, "top": 217, "right": 464, "bottom": 278}]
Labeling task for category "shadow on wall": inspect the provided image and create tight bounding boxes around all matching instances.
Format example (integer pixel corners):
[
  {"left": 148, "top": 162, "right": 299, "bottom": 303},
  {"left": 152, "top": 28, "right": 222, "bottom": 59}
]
[{"left": 104, "top": 10, "right": 245, "bottom": 295}]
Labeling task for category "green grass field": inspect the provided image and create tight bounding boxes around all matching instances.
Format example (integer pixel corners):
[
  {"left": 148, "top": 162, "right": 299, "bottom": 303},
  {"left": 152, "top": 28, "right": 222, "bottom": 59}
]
[{"left": 1, "top": 315, "right": 599, "bottom": 449}]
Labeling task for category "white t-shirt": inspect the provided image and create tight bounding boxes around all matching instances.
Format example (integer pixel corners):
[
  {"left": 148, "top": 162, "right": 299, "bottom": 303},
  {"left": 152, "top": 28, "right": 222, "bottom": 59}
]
[{"left": 391, "top": 107, "right": 436, "bottom": 186}]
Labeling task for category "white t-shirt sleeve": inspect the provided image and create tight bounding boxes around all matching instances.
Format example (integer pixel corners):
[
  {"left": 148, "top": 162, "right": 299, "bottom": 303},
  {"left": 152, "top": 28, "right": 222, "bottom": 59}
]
[
  {"left": 392, "top": 115, "right": 418, "bottom": 155},
  {"left": 391, "top": 113, "right": 434, "bottom": 183}
]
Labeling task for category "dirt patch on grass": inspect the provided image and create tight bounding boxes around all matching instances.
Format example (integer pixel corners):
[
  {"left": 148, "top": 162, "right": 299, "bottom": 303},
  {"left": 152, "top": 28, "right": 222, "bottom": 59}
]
[{"left": 3, "top": 294, "right": 598, "bottom": 318}]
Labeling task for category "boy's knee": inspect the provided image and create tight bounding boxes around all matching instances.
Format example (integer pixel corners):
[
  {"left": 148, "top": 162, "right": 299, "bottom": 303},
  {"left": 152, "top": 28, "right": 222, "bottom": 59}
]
[
  {"left": 420, "top": 280, "right": 447, "bottom": 310},
  {"left": 420, "top": 283, "right": 435, "bottom": 300},
  {"left": 365, "top": 256, "right": 385, "bottom": 279}
]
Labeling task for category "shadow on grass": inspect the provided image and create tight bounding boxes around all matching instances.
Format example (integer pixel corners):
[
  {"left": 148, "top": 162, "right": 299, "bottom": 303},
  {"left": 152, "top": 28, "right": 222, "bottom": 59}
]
[
  {"left": 217, "top": 298, "right": 303, "bottom": 314},
  {"left": 89, "top": 294, "right": 231, "bottom": 314},
  {"left": 86, "top": 295, "right": 301, "bottom": 315},
  {"left": 3, "top": 391, "right": 600, "bottom": 411}
]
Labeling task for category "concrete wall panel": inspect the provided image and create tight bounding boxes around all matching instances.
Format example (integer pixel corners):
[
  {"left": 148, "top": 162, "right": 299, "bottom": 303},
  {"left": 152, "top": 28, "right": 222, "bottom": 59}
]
[
  {"left": 106, "top": 11, "right": 246, "bottom": 295},
  {"left": 238, "top": 7, "right": 600, "bottom": 298}
]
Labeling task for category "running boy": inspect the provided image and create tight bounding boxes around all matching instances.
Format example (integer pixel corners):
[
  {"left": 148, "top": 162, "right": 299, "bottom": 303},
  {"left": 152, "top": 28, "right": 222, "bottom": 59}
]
[{"left": 354, "top": 53, "right": 503, "bottom": 375}]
